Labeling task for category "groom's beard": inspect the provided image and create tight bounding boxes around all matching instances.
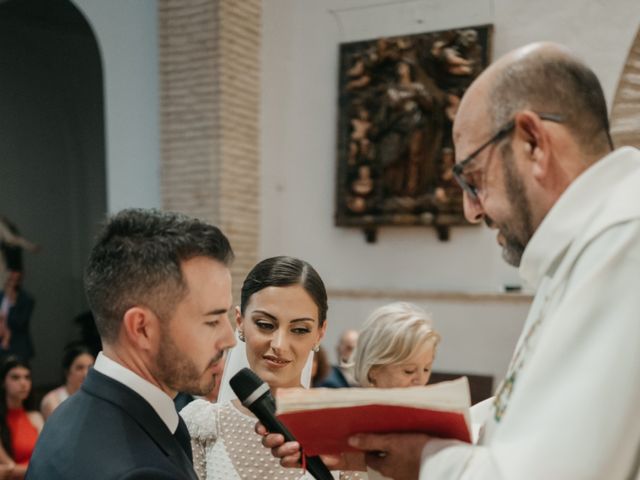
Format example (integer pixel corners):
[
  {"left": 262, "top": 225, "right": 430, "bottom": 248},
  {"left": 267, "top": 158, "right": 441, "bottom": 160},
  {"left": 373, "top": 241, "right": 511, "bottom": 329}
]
[{"left": 155, "top": 331, "right": 225, "bottom": 396}]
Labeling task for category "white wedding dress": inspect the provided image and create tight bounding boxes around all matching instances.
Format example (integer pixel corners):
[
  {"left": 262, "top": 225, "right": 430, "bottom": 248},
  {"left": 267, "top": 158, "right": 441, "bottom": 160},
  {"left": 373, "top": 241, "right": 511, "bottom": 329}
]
[
  {"left": 181, "top": 399, "right": 366, "bottom": 480},
  {"left": 182, "top": 331, "right": 366, "bottom": 479}
]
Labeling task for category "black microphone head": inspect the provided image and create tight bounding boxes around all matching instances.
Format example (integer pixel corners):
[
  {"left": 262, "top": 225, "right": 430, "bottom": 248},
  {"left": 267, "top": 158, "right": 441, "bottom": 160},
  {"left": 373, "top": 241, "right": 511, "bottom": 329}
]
[
  {"left": 230, "top": 367, "right": 264, "bottom": 403},
  {"left": 230, "top": 368, "right": 334, "bottom": 479}
]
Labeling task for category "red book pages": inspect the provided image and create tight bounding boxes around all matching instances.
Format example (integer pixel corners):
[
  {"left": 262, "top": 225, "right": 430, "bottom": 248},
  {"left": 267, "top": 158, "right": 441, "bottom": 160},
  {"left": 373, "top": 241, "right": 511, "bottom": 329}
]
[{"left": 278, "top": 403, "right": 471, "bottom": 456}]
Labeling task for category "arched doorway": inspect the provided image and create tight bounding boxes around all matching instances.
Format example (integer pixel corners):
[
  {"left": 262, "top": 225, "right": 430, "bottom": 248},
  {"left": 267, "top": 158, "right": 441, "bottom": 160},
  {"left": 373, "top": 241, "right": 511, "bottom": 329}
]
[{"left": 0, "top": 0, "right": 106, "bottom": 385}]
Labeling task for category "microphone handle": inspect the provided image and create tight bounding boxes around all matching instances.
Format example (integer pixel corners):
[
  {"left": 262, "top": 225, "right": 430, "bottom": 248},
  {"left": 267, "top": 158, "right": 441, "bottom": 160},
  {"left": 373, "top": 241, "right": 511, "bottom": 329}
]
[{"left": 252, "top": 400, "right": 334, "bottom": 480}]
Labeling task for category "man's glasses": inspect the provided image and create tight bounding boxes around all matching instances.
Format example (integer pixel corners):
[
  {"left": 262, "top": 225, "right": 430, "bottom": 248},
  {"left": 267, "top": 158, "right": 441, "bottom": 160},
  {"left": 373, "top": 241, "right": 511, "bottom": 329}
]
[{"left": 452, "top": 113, "right": 564, "bottom": 200}]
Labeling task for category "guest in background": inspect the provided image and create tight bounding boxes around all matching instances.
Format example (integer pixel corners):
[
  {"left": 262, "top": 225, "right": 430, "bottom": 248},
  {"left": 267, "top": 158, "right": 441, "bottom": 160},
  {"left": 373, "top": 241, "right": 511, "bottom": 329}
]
[
  {"left": 318, "top": 329, "right": 359, "bottom": 388},
  {"left": 172, "top": 392, "right": 195, "bottom": 413},
  {"left": 0, "top": 217, "right": 39, "bottom": 285},
  {"left": 352, "top": 302, "right": 440, "bottom": 388},
  {"left": 311, "top": 345, "right": 331, "bottom": 387},
  {"left": 0, "top": 356, "right": 42, "bottom": 478},
  {"left": 0, "top": 272, "right": 35, "bottom": 362},
  {"left": 40, "top": 343, "right": 95, "bottom": 420},
  {"left": 73, "top": 311, "right": 101, "bottom": 358}
]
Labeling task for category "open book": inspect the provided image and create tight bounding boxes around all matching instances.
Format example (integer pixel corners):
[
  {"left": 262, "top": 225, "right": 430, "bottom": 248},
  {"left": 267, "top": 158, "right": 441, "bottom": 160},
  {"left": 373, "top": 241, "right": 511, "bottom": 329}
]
[{"left": 276, "top": 377, "right": 472, "bottom": 456}]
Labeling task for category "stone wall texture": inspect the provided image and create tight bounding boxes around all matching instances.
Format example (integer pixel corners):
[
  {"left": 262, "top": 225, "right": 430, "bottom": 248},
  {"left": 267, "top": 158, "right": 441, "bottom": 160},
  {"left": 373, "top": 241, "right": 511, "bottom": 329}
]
[
  {"left": 611, "top": 27, "right": 640, "bottom": 148},
  {"left": 158, "top": 0, "right": 261, "bottom": 302}
]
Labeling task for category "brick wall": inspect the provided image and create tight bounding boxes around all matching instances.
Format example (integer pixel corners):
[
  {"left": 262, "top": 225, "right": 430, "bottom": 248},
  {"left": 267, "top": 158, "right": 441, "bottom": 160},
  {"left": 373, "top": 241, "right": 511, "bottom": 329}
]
[
  {"left": 158, "top": 0, "right": 261, "bottom": 302},
  {"left": 611, "top": 27, "right": 640, "bottom": 148}
]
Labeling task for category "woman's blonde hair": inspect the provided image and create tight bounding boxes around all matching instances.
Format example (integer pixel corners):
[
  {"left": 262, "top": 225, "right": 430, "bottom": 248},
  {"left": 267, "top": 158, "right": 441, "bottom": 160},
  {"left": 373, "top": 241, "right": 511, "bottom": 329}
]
[{"left": 352, "top": 302, "right": 440, "bottom": 386}]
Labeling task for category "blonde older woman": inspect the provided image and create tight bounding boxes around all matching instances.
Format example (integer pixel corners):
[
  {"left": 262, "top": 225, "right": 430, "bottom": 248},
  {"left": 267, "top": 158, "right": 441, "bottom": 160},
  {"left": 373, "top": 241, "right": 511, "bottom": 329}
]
[{"left": 352, "top": 302, "right": 440, "bottom": 388}]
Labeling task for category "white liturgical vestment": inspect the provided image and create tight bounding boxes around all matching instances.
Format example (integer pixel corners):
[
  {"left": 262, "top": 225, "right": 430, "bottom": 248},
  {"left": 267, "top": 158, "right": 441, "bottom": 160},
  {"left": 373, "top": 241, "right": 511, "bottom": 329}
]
[{"left": 420, "top": 147, "right": 640, "bottom": 479}]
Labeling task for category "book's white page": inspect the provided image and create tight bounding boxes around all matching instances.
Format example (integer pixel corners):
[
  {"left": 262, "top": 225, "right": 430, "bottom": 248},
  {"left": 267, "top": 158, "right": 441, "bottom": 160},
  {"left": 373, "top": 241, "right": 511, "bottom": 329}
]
[{"left": 276, "top": 377, "right": 471, "bottom": 414}]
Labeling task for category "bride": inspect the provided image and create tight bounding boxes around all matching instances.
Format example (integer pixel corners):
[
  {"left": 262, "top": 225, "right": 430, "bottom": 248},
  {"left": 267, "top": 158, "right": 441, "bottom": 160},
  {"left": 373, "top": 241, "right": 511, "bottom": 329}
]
[{"left": 180, "top": 256, "right": 364, "bottom": 479}]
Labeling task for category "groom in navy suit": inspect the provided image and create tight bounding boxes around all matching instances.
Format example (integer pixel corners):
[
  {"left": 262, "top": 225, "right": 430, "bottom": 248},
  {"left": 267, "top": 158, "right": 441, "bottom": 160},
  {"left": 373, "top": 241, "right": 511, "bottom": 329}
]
[{"left": 27, "top": 209, "right": 237, "bottom": 479}]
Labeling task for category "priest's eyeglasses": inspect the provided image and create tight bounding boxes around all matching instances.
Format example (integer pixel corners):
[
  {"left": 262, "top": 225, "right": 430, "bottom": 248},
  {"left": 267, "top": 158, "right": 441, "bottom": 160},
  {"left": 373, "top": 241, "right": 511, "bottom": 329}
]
[{"left": 452, "top": 113, "right": 564, "bottom": 200}]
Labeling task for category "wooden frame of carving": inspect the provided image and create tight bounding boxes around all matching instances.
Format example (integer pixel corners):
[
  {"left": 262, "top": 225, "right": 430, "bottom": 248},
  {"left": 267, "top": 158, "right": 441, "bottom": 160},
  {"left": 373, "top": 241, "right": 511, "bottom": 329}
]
[{"left": 335, "top": 25, "right": 493, "bottom": 242}]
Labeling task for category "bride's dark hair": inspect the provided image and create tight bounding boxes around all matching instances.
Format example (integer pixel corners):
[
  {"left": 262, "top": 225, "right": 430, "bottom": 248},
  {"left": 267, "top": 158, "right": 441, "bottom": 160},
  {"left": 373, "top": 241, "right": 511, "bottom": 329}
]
[{"left": 240, "top": 256, "right": 328, "bottom": 326}]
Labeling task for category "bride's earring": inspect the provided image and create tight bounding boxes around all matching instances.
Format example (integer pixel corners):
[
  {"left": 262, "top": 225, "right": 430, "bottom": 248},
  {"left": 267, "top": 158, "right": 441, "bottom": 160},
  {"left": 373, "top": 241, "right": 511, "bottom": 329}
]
[
  {"left": 238, "top": 330, "right": 246, "bottom": 342},
  {"left": 312, "top": 344, "right": 320, "bottom": 353}
]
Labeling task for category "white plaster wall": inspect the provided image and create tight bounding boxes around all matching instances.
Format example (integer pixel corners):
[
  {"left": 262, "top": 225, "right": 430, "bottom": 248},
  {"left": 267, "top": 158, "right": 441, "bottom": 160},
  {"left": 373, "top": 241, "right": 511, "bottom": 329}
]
[
  {"left": 73, "top": 0, "right": 161, "bottom": 212},
  {"left": 260, "top": 0, "right": 640, "bottom": 383}
]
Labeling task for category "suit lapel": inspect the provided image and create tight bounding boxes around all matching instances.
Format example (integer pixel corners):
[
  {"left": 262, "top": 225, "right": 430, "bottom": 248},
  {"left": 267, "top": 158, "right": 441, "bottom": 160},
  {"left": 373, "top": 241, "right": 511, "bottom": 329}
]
[{"left": 83, "top": 369, "right": 197, "bottom": 480}]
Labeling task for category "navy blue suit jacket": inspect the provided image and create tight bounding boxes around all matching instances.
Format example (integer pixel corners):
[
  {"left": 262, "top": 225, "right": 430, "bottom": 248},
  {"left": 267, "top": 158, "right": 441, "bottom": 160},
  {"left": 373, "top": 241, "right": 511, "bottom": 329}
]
[
  {"left": 26, "top": 368, "right": 198, "bottom": 480},
  {"left": 317, "top": 365, "right": 352, "bottom": 388}
]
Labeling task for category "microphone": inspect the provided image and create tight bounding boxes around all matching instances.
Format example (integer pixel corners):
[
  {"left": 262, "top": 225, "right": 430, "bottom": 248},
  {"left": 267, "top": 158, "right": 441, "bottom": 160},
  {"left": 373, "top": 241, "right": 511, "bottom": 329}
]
[{"left": 230, "top": 368, "right": 334, "bottom": 480}]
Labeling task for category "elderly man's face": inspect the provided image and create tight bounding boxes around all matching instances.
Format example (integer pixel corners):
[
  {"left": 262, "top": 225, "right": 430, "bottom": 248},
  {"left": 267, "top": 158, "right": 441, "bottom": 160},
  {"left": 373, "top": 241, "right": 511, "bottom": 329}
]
[
  {"left": 489, "top": 142, "right": 534, "bottom": 266},
  {"left": 338, "top": 330, "right": 358, "bottom": 364},
  {"left": 453, "top": 105, "right": 534, "bottom": 266}
]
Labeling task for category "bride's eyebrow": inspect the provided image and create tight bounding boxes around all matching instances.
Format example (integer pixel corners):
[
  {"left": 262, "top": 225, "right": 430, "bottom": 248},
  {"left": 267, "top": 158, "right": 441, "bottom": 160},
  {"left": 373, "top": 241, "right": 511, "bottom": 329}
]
[
  {"left": 251, "top": 309, "right": 277, "bottom": 321},
  {"left": 290, "top": 318, "right": 315, "bottom": 324}
]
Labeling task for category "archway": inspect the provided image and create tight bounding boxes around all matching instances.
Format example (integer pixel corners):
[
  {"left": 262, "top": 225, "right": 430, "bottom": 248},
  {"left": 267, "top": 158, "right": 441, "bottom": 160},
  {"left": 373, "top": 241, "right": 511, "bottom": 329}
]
[{"left": 0, "top": 0, "right": 106, "bottom": 385}]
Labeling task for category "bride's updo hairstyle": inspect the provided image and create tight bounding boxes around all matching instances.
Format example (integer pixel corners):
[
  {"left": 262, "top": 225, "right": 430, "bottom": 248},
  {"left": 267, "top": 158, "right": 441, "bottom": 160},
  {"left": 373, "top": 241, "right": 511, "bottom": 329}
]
[{"left": 240, "top": 256, "right": 328, "bottom": 326}]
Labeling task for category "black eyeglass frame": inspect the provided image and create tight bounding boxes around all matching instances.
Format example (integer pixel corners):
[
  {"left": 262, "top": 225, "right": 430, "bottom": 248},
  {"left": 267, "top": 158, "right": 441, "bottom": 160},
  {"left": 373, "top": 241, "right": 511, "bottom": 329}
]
[{"left": 452, "top": 112, "right": 564, "bottom": 200}]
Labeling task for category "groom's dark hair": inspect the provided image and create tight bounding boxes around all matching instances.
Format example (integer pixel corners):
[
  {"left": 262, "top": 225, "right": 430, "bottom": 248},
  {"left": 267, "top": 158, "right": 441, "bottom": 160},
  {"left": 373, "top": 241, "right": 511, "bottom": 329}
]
[{"left": 85, "top": 208, "right": 233, "bottom": 343}]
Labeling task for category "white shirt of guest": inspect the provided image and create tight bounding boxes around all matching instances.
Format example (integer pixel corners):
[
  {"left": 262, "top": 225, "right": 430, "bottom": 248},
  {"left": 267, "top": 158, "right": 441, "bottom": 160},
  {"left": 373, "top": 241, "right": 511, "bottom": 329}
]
[
  {"left": 419, "top": 147, "right": 640, "bottom": 479},
  {"left": 93, "top": 351, "right": 179, "bottom": 434}
]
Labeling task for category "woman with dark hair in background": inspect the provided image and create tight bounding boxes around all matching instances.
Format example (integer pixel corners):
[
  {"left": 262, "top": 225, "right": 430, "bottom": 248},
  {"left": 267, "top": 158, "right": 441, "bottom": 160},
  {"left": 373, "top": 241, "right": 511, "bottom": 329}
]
[
  {"left": 0, "top": 356, "right": 42, "bottom": 478},
  {"left": 181, "top": 256, "right": 363, "bottom": 479},
  {"left": 40, "top": 343, "right": 95, "bottom": 420}
]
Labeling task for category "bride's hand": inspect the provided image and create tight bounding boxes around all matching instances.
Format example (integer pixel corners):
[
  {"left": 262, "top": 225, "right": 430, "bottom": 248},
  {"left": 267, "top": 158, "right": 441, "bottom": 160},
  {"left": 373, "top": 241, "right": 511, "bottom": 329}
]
[
  {"left": 255, "top": 422, "right": 367, "bottom": 471},
  {"left": 255, "top": 422, "right": 303, "bottom": 468}
]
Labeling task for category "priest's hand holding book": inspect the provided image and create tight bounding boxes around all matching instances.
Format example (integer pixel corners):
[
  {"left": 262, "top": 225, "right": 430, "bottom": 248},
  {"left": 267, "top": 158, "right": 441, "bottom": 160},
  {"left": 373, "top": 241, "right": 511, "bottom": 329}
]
[
  {"left": 257, "top": 422, "right": 430, "bottom": 480},
  {"left": 255, "top": 377, "right": 472, "bottom": 480}
]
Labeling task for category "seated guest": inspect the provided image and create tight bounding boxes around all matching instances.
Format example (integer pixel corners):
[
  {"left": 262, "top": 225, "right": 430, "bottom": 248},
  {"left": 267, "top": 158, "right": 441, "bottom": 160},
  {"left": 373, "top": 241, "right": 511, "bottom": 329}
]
[
  {"left": 181, "top": 256, "right": 363, "bottom": 479},
  {"left": 0, "top": 271, "right": 35, "bottom": 362},
  {"left": 317, "top": 328, "right": 359, "bottom": 388},
  {"left": 352, "top": 302, "right": 440, "bottom": 388},
  {"left": 0, "top": 356, "right": 43, "bottom": 478},
  {"left": 0, "top": 217, "right": 39, "bottom": 285},
  {"left": 40, "top": 343, "right": 94, "bottom": 420}
]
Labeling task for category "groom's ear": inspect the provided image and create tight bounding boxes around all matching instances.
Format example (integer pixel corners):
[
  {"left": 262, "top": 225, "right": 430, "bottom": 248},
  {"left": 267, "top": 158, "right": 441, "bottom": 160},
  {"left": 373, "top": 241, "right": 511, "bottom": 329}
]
[{"left": 121, "top": 306, "right": 158, "bottom": 351}]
